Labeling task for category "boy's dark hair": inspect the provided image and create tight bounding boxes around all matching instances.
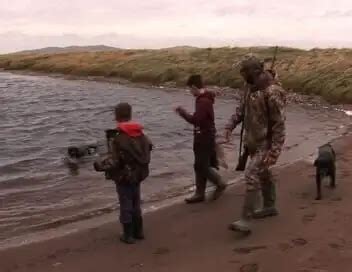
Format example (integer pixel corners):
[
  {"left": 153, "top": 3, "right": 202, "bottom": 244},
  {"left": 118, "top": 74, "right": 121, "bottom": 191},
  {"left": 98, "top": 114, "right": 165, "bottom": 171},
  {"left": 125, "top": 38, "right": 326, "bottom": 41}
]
[
  {"left": 187, "top": 74, "right": 204, "bottom": 89},
  {"left": 115, "top": 102, "right": 132, "bottom": 121}
]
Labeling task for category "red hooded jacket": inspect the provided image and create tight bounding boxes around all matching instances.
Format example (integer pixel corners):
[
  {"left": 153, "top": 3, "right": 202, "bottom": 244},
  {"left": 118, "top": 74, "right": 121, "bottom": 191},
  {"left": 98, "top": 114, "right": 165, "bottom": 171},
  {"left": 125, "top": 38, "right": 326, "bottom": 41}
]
[{"left": 118, "top": 122, "right": 144, "bottom": 137}]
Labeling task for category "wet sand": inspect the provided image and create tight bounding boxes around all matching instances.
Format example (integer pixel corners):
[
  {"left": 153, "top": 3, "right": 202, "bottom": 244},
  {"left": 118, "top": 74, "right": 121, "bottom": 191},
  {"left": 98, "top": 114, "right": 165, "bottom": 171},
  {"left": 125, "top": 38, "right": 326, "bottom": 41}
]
[{"left": 1, "top": 133, "right": 352, "bottom": 272}]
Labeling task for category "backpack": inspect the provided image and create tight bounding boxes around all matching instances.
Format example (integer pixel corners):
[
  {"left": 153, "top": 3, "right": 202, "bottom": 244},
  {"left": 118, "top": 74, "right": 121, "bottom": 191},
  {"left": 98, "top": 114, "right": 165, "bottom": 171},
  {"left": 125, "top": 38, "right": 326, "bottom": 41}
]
[{"left": 113, "top": 131, "right": 152, "bottom": 184}]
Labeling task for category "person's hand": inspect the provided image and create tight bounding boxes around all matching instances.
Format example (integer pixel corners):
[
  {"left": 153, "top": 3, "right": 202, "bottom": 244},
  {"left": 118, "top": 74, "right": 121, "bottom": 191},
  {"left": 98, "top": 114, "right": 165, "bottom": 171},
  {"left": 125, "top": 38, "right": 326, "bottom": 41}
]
[
  {"left": 174, "top": 106, "right": 186, "bottom": 116},
  {"left": 174, "top": 106, "right": 181, "bottom": 114},
  {"left": 224, "top": 129, "right": 232, "bottom": 143},
  {"left": 263, "top": 152, "right": 277, "bottom": 166}
]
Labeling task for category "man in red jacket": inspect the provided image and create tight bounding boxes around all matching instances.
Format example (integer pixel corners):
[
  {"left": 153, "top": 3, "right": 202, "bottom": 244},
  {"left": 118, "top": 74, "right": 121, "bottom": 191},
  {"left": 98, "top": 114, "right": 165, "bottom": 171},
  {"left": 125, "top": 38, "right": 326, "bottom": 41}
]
[{"left": 175, "top": 75, "right": 227, "bottom": 204}]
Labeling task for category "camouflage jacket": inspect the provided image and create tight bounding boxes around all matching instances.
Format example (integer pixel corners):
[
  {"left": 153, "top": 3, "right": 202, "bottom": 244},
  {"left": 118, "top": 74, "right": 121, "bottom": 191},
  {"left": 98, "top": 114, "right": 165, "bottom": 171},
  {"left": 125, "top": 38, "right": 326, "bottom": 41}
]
[{"left": 226, "top": 83, "right": 286, "bottom": 162}]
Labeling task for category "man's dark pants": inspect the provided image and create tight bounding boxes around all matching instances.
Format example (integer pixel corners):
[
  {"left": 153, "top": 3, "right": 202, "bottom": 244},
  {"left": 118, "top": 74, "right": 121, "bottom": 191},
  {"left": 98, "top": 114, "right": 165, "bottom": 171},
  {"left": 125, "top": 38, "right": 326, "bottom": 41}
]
[{"left": 193, "top": 139, "right": 222, "bottom": 195}]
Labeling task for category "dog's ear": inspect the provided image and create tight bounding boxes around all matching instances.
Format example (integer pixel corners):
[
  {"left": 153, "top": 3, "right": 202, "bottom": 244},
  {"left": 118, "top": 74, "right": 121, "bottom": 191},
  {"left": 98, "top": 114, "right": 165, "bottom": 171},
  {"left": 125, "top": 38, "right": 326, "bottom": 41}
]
[{"left": 68, "top": 147, "right": 79, "bottom": 157}]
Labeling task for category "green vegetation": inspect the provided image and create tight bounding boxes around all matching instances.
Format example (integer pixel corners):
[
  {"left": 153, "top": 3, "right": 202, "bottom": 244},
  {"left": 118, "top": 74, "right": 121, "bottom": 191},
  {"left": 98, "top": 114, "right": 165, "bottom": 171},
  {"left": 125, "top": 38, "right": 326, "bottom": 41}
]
[{"left": 1, "top": 46, "right": 352, "bottom": 103}]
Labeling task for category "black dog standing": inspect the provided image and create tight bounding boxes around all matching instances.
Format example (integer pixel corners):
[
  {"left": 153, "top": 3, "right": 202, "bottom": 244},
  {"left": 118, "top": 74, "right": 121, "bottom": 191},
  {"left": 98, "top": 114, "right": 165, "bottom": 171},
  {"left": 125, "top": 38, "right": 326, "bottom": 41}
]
[
  {"left": 94, "top": 103, "right": 152, "bottom": 244},
  {"left": 313, "top": 143, "right": 336, "bottom": 200}
]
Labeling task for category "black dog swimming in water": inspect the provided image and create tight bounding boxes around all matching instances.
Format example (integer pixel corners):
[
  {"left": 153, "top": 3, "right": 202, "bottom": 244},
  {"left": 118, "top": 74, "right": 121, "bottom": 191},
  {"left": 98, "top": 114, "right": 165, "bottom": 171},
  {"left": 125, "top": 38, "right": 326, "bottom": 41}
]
[
  {"left": 67, "top": 145, "right": 97, "bottom": 159},
  {"left": 313, "top": 143, "right": 336, "bottom": 200},
  {"left": 65, "top": 145, "right": 98, "bottom": 173}
]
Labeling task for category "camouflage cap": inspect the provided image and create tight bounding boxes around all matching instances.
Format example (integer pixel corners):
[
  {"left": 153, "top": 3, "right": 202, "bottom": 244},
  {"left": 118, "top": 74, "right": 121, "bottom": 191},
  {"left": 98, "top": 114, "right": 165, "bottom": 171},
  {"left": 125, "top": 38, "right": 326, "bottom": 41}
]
[
  {"left": 232, "top": 54, "right": 264, "bottom": 71},
  {"left": 240, "top": 55, "right": 264, "bottom": 71}
]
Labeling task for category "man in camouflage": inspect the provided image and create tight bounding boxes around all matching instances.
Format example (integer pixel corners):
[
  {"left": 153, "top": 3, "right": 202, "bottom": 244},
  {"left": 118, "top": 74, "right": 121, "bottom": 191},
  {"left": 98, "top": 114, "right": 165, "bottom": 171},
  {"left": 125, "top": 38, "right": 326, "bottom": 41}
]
[{"left": 225, "top": 56, "right": 286, "bottom": 234}]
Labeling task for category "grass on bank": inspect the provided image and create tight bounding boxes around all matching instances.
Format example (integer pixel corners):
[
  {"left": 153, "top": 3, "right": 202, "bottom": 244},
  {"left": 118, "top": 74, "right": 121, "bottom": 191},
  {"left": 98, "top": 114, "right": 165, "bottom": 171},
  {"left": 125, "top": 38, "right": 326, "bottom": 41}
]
[{"left": 0, "top": 46, "right": 352, "bottom": 103}]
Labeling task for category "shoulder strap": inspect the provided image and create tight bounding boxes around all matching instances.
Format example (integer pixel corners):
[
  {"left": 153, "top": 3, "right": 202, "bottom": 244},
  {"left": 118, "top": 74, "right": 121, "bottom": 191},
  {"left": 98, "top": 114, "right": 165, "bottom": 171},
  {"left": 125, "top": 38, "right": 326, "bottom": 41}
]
[
  {"left": 264, "top": 88, "right": 272, "bottom": 148},
  {"left": 238, "top": 87, "right": 249, "bottom": 156},
  {"left": 264, "top": 90, "right": 270, "bottom": 118},
  {"left": 116, "top": 132, "right": 151, "bottom": 165}
]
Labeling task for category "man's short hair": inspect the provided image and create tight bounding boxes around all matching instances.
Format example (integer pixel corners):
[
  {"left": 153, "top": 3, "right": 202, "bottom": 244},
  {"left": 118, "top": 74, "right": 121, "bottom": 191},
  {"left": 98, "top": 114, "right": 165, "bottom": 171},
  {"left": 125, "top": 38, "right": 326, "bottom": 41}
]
[
  {"left": 115, "top": 102, "right": 132, "bottom": 121},
  {"left": 187, "top": 74, "right": 204, "bottom": 89}
]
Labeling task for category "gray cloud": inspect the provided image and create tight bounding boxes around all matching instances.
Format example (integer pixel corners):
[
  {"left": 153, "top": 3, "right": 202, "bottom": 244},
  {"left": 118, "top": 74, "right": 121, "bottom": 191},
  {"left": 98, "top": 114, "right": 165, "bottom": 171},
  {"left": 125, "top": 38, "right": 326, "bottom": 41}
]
[{"left": 0, "top": 0, "right": 351, "bottom": 52}]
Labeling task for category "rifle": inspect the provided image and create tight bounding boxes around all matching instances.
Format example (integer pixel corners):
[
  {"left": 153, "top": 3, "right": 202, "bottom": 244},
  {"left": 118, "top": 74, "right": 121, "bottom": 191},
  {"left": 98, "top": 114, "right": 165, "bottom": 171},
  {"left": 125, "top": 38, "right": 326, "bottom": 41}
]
[
  {"left": 235, "top": 123, "right": 249, "bottom": 171},
  {"left": 235, "top": 86, "right": 249, "bottom": 171},
  {"left": 268, "top": 46, "right": 279, "bottom": 78},
  {"left": 235, "top": 46, "right": 279, "bottom": 171}
]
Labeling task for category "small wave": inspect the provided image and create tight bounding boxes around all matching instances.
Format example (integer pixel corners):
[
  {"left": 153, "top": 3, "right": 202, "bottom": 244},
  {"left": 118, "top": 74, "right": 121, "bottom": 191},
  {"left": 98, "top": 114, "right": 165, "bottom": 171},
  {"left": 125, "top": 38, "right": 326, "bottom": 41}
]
[
  {"left": 26, "top": 205, "right": 117, "bottom": 232},
  {"left": 343, "top": 110, "right": 352, "bottom": 116}
]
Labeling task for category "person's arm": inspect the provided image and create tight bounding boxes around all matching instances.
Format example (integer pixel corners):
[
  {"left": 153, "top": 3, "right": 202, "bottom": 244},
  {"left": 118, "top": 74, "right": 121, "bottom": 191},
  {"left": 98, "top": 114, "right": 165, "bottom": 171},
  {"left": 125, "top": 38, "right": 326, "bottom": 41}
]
[
  {"left": 225, "top": 92, "right": 246, "bottom": 132},
  {"left": 177, "top": 98, "right": 210, "bottom": 127},
  {"left": 265, "top": 86, "right": 286, "bottom": 165},
  {"left": 145, "top": 135, "right": 153, "bottom": 151}
]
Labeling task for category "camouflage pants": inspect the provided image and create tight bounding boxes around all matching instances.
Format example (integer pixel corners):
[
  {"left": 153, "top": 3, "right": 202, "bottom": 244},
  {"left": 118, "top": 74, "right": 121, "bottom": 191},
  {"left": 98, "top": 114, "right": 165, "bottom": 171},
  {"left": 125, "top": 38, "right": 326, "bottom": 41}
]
[{"left": 245, "top": 149, "right": 276, "bottom": 207}]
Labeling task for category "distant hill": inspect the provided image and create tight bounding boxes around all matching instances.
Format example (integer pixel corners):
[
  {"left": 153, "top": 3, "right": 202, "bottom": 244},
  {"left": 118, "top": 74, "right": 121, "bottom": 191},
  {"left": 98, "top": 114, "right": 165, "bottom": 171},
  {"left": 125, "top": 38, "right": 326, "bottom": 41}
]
[
  {"left": 162, "top": 46, "right": 198, "bottom": 51},
  {"left": 1, "top": 46, "right": 352, "bottom": 103},
  {"left": 15, "top": 45, "right": 120, "bottom": 55}
]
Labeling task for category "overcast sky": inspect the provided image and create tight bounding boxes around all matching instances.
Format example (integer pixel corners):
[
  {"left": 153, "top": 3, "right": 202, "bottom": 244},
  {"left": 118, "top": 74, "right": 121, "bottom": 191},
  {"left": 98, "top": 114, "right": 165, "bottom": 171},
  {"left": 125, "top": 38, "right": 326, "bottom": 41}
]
[{"left": 0, "top": 0, "right": 351, "bottom": 53}]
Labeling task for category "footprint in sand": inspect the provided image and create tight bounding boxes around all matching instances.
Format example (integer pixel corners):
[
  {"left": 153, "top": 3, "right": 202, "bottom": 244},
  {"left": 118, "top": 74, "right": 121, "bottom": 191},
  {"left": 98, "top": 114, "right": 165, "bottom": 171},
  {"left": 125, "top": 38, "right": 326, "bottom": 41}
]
[
  {"left": 278, "top": 242, "right": 294, "bottom": 252},
  {"left": 153, "top": 247, "right": 171, "bottom": 255},
  {"left": 299, "top": 268, "right": 328, "bottom": 272},
  {"left": 240, "top": 263, "right": 259, "bottom": 272},
  {"left": 130, "top": 263, "right": 144, "bottom": 269},
  {"left": 302, "top": 213, "right": 316, "bottom": 223},
  {"left": 292, "top": 238, "right": 308, "bottom": 246},
  {"left": 233, "top": 245, "right": 267, "bottom": 254},
  {"left": 298, "top": 192, "right": 311, "bottom": 199},
  {"left": 329, "top": 243, "right": 344, "bottom": 250}
]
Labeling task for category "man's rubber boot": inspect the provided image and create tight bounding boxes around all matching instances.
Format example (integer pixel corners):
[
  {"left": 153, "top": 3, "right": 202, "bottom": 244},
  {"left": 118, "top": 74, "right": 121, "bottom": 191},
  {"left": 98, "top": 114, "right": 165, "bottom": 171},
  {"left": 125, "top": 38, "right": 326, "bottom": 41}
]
[
  {"left": 212, "top": 183, "right": 227, "bottom": 201},
  {"left": 253, "top": 181, "right": 278, "bottom": 219},
  {"left": 120, "top": 223, "right": 135, "bottom": 244},
  {"left": 185, "top": 193, "right": 205, "bottom": 204},
  {"left": 185, "top": 174, "right": 206, "bottom": 204},
  {"left": 133, "top": 216, "right": 145, "bottom": 240},
  {"left": 229, "top": 190, "right": 259, "bottom": 235},
  {"left": 229, "top": 219, "right": 251, "bottom": 234},
  {"left": 252, "top": 206, "right": 278, "bottom": 219},
  {"left": 208, "top": 168, "right": 227, "bottom": 201}
]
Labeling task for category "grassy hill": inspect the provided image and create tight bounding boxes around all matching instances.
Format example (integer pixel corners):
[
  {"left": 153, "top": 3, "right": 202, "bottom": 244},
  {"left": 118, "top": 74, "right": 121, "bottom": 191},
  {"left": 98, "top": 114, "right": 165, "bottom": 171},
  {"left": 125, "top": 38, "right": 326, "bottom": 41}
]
[
  {"left": 0, "top": 46, "right": 351, "bottom": 103},
  {"left": 14, "top": 45, "right": 120, "bottom": 55}
]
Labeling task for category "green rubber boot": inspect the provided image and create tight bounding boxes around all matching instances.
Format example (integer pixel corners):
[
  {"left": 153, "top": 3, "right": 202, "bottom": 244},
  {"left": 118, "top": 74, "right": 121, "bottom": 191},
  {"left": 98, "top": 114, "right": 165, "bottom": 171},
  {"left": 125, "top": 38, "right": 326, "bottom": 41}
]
[
  {"left": 253, "top": 181, "right": 278, "bottom": 219},
  {"left": 229, "top": 190, "right": 259, "bottom": 235}
]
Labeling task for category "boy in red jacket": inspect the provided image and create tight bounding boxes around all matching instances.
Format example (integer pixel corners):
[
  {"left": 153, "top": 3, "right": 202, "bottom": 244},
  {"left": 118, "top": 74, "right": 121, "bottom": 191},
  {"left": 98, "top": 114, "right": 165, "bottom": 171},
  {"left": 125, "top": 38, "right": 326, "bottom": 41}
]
[{"left": 175, "top": 75, "right": 227, "bottom": 204}]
